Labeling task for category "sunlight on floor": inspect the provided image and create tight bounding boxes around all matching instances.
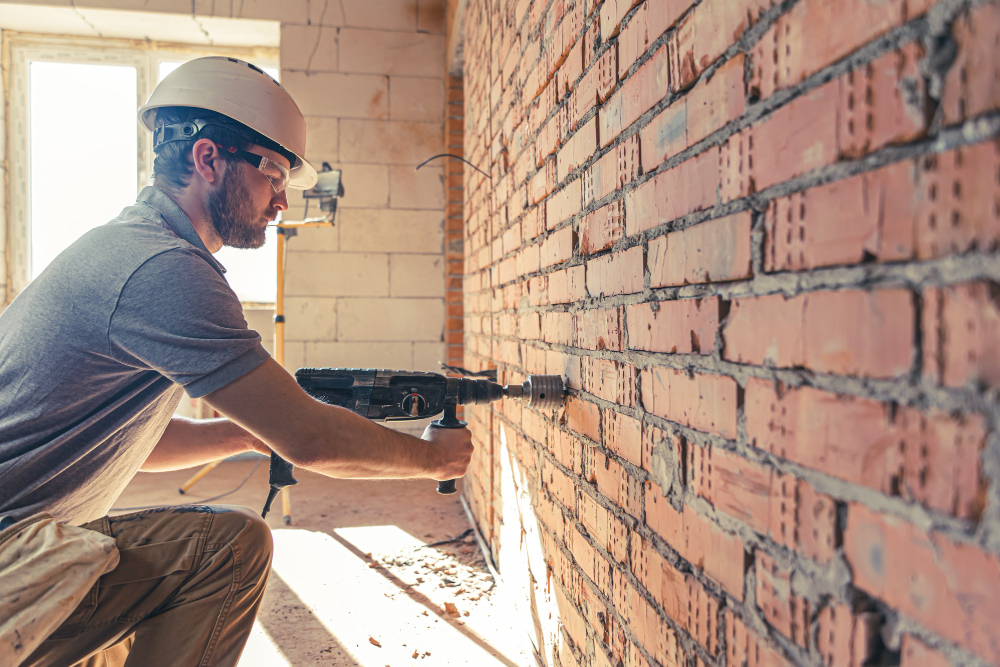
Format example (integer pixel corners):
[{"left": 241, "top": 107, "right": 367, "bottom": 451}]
[
  {"left": 238, "top": 525, "right": 533, "bottom": 666},
  {"left": 239, "top": 621, "right": 293, "bottom": 667}
]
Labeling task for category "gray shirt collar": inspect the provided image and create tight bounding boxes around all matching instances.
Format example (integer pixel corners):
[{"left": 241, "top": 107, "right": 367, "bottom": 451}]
[{"left": 135, "top": 186, "right": 227, "bottom": 274}]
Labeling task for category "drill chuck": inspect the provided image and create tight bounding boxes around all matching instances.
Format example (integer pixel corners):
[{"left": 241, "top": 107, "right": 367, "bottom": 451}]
[{"left": 502, "top": 374, "right": 564, "bottom": 409}]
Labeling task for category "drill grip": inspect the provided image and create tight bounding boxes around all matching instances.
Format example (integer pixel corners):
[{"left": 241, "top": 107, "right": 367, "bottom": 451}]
[
  {"left": 431, "top": 403, "right": 466, "bottom": 495},
  {"left": 262, "top": 450, "right": 298, "bottom": 518}
]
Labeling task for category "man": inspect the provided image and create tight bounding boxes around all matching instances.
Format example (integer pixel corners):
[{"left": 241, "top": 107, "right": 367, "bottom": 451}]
[{"left": 0, "top": 56, "right": 473, "bottom": 666}]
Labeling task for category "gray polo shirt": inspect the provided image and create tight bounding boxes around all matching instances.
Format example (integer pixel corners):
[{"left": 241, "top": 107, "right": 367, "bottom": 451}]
[{"left": 0, "top": 186, "right": 270, "bottom": 525}]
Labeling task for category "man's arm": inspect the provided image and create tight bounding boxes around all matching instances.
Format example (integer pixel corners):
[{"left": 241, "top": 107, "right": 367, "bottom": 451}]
[
  {"left": 201, "top": 357, "right": 473, "bottom": 481},
  {"left": 140, "top": 416, "right": 269, "bottom": 472}
]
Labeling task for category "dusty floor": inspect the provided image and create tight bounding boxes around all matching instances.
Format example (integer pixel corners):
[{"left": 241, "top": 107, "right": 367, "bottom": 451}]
[{"left": 114, "top": 458, "right": 536, "bottom": 667}]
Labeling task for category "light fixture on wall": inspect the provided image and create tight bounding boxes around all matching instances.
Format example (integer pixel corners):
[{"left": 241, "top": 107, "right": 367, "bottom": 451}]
[{"left": 300, "top": 162, "right": 345, "bottom": 222}]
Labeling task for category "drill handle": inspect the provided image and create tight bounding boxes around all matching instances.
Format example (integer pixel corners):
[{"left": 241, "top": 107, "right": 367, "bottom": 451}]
[
  {"left": 262, "top": 450, "right": 298, "bottom": 518},
  {"left": 431, "top": 403, "right": 466, "bottom": 495}
]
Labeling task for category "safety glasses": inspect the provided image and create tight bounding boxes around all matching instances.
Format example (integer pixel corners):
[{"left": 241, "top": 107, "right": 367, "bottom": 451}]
[{"left": 215, "top": 143, "right": 290, "bottom": 194}]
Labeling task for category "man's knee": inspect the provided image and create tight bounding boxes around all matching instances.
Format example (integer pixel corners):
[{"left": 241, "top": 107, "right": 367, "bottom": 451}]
[{"left": 203, "top": 505, "right": 273, "bottom": 573}]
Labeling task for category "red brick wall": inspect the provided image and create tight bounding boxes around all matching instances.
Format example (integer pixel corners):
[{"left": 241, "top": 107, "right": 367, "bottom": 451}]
[
  {"left": 447, "top": 74, "right": 466, "bottom": 369},
  {"left": 460, "top": 0, "right": 1000, "bottom": 666}
]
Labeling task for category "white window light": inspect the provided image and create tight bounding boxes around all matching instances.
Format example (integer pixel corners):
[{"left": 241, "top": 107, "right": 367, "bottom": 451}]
[{"left": 6, "top": 36, "right": 280, "bottom": 305}]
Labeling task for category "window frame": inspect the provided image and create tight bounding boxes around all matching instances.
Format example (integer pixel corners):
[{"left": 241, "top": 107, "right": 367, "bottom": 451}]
[{"left": 3, "top": 33, "right": 279, "bottom": 305}]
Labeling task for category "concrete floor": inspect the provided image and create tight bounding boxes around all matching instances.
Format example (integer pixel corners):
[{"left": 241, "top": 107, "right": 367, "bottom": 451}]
[{"left": 113, "top": 458, "right": 536, "bottom": 667}]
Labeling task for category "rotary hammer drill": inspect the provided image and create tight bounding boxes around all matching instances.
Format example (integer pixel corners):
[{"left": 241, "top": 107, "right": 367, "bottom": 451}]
[{"left": 261, "top": 368, "right": 565, "bottom": 519}]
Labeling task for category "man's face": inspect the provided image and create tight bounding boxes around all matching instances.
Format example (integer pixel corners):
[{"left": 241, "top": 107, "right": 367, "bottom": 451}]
[{"left": 206, "top": 145, "right": 290, "bottom": 249}]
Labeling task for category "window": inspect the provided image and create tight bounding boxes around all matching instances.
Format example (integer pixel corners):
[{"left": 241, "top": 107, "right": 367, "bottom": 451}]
[{"left": 6, "top": 36, "right": 280, "bottom": 304}]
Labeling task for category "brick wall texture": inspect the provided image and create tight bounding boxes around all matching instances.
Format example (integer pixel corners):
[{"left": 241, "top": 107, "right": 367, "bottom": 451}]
[{"left": 458, "top": 0, "right": 1000, "bottom": 666}]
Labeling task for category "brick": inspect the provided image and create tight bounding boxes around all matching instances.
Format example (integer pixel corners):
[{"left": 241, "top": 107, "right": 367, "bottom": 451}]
[
  {"left": 914, "top": 140, "right": 1000, "bottom": 260},
  {"left": 589, "top": 449, "right": 640, "bottom": 516},
  {"left": 923, "top": 281, "right": 1000, "bottom": 389},
  {"left": 339, "top": 119, "right": 444, "bottom": 164},
  {"left": 649, "top": 212, "right": 753, "bottom": 287},
  {"left": 596, "top": 44, "right": 619, "bottom": 103},
  {"left": 599, "top": 0, "right": 636, "bottom": 40},
  {"left": 845, "top": 503, "right": 1000, "bottom": 663},
  {"left": 646, "top": 484, "right": 745, "bottom": 599},
  {"left": 575, "top": 307, "right": 626, "bottom": 351},
  {"left": 691, "top": 445, "right": 771, "bottom": 533},
  {"left": 389, "top": 254, "right": 444, "bottom": 297},
  {"left": 548, "top": 266, "right": 587, "bottom": 304},
  {"left": 283, "top": 72, "right": 389, "bottom": 120},
  {"left": 339, "top": 29, "right": 444, "bottom": 77},
  {"left": 389, "top": 164, "right": 444, "bottom": 209},
  {"left": 750, "top": 0, "right": 905, "bottom": 100},
  {"left": 838, "top": 44, "right": 928, "bottom": 158},
  {"left": 790, "top": 477, "right": 838, "bottom": 564},
  {"left": 584, "top": 149, "right": 619, "bottom": 204},
  {"left": 640, "top": 55, "right": 745, "bottom": 171},
  {"left": 746, "top": 379, "right": 986, "bottom": 519},
  {"left": 818, "top": 604, "right": 880, "bottom": 667},
  {"left": 564, "top": 396, "right": 601, "bottom": 441},
  {"left": 641, "top": 367, "right": 737, "bottom": 439},
  {"left": 602, "top": 410, "right": 642, "bottom": 466},
  {"left": 541, "top": 226, "right": 575, "bottom": 267},
  {"left": 586, "top": 246, "right": 644, "bottom": 297},
  {"left": 542, "top": 311, "right": 574, "bottom": 345},
  {"left": 722, "top": 289, "right": 914, "bottom": 378},
  {"left": 764, "top": 161, "right": 914, "bottom": 272},
  {"left": 543, "top": 457, "right": 577, "bottom": 508},
  {"left": 338, "top": 297, "right": 443, "bottom": 341},
  {"left": 755, "top": 553, "right": 810, "bottom": 648},
  {"left": 546, "top": 180, "right": 582, "bottom": 229},
  {"left": 580, "top": 201, "right": 625, "bottom": 255},
  {"left": 750, "top": 80, "right": 839, "bottom": 191},
  {"left": 669, "top": 0, "right": 753, "bottom": 91},
  {"left": 280, "top": 24, "right": 338, "bottom": 71},
  {"left": 641, "top": 425, "right": 683, "bottom": 479},
  {"left": 943, "top": 2, "right": 1000, "bottom": 124},
  {"left": 626, "top": 147, "right": 720, "bottom": 235},
  {"left": 725, "top": 609, "right": 791, "bottom": 666},
  {"left": 626, "top": 297, "right": 718, "bottom": 355},
  {"left": 584, "top": 358, "right": 637, "bottom": 406},
  {"left": 600, "top": 45, "right": 671, "bottom": 145},
  {"left": 900, "top": 635, "right": 951, "bottom": 667},
  {"left": 557, "top": 118, "right": 598, "bottom": 179}
]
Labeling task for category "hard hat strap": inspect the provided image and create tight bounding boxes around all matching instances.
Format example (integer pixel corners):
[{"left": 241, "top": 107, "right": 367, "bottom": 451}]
[{"left": 153, "top": 118, "right": 297, "bottom": 169}]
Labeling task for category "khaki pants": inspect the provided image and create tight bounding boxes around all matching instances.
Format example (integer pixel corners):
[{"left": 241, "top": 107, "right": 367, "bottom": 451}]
[{"left": 23, "top": 505, "right": 272, "bottom": 667}]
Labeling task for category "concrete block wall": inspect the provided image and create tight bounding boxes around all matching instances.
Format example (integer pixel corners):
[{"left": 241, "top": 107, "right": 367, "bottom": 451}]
[
  {"left": 277, "top": 1, "right": 450, "bottom": 375},
  {"left": 459, "top": 0, "right": 1000, "bottom": 666}
]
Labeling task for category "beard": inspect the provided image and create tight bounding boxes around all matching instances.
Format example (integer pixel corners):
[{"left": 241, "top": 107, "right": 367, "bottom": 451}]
[{"left": 206, "top": 160, "right": 275, "bottom": 249}]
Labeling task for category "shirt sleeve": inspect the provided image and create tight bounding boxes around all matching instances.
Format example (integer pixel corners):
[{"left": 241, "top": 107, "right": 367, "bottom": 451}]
[{"left": 108, "top": 248, "right": 270, "bottom": 398}]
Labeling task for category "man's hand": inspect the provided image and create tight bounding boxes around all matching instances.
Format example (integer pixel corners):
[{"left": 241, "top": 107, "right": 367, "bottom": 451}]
[{"left": 420, "top": 425, "right": 474, "bottom": 481}]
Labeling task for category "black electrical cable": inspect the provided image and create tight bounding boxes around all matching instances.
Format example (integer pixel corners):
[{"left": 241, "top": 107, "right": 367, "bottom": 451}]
[
  {"left": 110, "top": 458, "right": 264, "bottom": 512},
  {"left": 415, "top": 153, "right": 490, "bottom": 178}
]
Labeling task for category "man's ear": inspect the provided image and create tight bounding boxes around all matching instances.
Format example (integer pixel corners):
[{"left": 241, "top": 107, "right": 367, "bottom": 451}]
[{"left": 191, "top": 138, "right": 224, "bottom": 185}]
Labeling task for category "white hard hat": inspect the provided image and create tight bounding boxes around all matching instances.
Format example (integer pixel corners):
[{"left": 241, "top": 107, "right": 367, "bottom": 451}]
[{"left": 138, "top": 56, "right": 318, "bottom": 189}]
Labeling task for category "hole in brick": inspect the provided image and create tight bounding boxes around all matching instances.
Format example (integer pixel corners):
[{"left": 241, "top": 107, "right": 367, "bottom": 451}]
[
  {"left": 930, "top": 183, "right": 937, "bottom": 201},
  {"left": 953, "top": 180, "right": 962, "bottom": 200},
  {"left": 952, "top": 210, "right": 961, "bottom": 227}
]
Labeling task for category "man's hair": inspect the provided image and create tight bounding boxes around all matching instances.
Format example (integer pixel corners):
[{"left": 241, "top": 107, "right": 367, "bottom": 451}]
[{"left": 151, "top": 107, "right": 255, "bottom": 195}]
